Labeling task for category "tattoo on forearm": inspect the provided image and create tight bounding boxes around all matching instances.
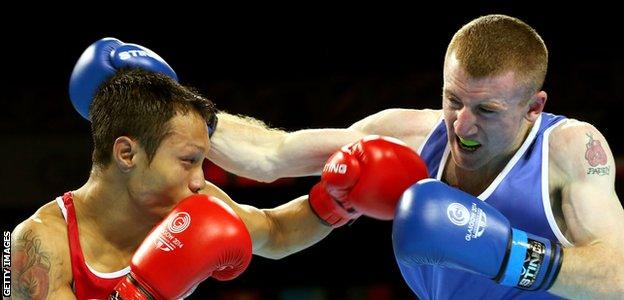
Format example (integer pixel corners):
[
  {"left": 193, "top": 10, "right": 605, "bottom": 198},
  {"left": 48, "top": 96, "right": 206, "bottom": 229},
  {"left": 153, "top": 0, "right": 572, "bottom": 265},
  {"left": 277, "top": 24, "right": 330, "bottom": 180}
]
[
  {"left": 584, "top": 133, "right": 610, "bottom": 176},
  {"left": 12, "top": 229, "right": 51, "bottom": 299}
]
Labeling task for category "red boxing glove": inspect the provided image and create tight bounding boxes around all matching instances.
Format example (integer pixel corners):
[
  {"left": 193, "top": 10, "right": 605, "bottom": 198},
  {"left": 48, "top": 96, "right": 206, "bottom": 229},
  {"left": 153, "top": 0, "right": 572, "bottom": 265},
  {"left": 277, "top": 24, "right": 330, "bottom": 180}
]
[
  {"left": 309, "top": 135, "right": 429, "bottom": 227},
  {"left": 110, "top": 195, "right": 252, "bottom": 299},
  {"left": 308, "top": 181, "right": 358, "bottom": 227}
]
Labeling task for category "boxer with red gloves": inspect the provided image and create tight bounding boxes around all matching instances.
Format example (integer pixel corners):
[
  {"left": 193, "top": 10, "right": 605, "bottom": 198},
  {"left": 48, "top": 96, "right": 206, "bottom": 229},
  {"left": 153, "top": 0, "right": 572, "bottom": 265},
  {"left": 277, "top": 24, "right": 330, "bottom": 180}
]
[
  {"left": 309, "top": 135, "right": 429, "bottom": 227},
  {"left": 11, "top": 39, "right": 334, "bottom": 299}
]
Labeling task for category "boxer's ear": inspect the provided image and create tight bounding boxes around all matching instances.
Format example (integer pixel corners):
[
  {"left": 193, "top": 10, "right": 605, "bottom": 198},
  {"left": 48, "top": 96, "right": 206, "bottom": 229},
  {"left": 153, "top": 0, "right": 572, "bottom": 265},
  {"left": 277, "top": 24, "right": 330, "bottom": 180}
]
[
  {"left": 525, "top": 91, "right": 547, "bottom": 122},
  {"left": 113, "top": 136, "right": 138, "bottom": 173}
]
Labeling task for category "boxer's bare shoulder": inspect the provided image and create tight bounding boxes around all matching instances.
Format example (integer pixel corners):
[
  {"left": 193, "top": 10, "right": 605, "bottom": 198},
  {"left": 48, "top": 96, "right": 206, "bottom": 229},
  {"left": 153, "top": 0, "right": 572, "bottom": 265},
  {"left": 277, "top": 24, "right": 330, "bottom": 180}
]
[{"left": 11, "top": 201, "right": 73, "bottom": 299}]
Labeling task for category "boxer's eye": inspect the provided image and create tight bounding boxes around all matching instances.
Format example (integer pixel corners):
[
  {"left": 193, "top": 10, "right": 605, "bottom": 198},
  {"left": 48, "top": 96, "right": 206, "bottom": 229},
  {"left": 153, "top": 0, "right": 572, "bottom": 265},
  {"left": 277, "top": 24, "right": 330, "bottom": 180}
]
[
  {"left": 181, "top": 158, "right": 198, "bottom": 165},
  {"left": 479, "top": 106, "right": 495, "bottom": 114}
]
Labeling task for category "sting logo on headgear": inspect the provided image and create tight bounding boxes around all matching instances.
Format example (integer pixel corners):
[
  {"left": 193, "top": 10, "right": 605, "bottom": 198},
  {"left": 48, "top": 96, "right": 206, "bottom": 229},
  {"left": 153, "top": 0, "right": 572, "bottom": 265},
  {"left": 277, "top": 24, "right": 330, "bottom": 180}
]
[{"left": 155, "top": 212, "right": 191, "bottom": 252}]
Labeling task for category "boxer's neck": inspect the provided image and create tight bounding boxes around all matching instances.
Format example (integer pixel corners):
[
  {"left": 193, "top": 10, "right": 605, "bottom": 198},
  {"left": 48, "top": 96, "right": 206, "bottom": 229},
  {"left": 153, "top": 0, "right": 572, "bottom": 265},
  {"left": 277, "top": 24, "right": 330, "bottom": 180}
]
[
  {"left": 443, "top": 152, "right": 512, "bottom": 197},
  {"left": 72, "top": 170, "right": 159, "bottom": 253}
]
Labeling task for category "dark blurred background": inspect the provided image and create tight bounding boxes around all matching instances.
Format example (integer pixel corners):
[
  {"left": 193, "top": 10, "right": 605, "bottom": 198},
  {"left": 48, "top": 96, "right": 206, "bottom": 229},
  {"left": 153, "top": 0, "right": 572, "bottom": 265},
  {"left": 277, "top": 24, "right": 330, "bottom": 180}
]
[{"left": 2, "top": 2, "right": 622, "bottom": 299}]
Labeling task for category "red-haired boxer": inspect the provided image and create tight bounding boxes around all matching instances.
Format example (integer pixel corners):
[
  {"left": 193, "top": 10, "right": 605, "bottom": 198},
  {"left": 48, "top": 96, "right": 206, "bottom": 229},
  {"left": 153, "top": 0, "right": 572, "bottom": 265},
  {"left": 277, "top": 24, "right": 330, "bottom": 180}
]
[{"left": 204, "top": 15, "right": 624, "bottom": 299}]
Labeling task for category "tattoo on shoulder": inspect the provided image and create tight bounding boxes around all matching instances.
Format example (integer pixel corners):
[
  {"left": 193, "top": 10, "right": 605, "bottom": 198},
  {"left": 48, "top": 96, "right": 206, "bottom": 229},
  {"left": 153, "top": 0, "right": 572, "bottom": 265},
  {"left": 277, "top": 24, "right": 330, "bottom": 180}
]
[
  {"left": 13, "top": 229, "right": 51, "bottom": 299},
  {"left": 584, "top": 133, "right": 610, "bottom": 176}
]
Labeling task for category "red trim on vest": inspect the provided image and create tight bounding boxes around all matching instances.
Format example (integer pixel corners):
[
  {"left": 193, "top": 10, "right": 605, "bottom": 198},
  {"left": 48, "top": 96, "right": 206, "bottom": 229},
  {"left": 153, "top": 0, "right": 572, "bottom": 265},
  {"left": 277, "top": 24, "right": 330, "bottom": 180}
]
[{"left": 62, "top": 192, "right": 126, "bottom": 299}]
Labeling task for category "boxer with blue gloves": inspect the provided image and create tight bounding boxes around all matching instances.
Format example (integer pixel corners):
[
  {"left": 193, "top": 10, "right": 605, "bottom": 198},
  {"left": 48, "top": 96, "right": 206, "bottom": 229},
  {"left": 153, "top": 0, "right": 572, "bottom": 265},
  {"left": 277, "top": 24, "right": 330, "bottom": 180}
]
[
  {"left": 189, "top": 14, "right": 623, "bottom": 299},
  {"left": 393, "top": 179, "right": 563, "bottom": 293}
]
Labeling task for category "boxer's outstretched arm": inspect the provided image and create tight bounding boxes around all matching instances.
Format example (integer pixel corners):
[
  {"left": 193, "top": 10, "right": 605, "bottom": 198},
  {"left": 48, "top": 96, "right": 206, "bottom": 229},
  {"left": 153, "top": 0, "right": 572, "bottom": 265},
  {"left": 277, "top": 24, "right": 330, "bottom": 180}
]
[
  {"left": 208, "top": 109, "right": 440, "bottom": 182},
  {"left": 208, "top": 112, "right": 365, "bottom": 182},
  {"left": 548, "top": 121, "right": 624, "bottom": 299},
  {"left": 201, "top": 182, "right": 332, "bottom": 260}
]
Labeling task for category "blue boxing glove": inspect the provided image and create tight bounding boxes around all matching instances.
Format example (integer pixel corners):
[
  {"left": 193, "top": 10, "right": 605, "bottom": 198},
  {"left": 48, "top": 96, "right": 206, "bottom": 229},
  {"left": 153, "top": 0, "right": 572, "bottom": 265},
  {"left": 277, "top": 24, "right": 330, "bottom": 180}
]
[
  {"left": 392, "top": 179, "right": 564, "bottom": 291},
  {"left": 69, "top": 37, "right": 178, "bottom": 120}
]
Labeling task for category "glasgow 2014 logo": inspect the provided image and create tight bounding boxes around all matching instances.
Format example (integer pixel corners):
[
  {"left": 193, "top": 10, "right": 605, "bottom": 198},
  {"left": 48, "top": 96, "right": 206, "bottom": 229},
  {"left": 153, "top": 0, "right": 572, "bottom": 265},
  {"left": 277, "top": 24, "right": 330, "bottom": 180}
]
[{"left": 447, "top": 203, "right": 470, "bottom": 226}]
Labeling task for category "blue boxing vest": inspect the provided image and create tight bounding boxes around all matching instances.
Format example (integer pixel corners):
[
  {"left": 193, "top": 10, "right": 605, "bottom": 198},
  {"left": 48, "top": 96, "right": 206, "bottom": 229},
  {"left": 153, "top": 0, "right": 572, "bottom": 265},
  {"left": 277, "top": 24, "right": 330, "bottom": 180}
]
[{"left": 398, "top": 112, "right": 572, "bottom": 300}]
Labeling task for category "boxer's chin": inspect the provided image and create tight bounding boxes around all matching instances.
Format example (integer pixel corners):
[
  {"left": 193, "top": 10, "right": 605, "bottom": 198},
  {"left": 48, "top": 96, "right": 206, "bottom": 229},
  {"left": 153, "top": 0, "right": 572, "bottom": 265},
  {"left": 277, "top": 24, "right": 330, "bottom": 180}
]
[{"left": 450, "top": 144, "right": 486, "bottom": 171}]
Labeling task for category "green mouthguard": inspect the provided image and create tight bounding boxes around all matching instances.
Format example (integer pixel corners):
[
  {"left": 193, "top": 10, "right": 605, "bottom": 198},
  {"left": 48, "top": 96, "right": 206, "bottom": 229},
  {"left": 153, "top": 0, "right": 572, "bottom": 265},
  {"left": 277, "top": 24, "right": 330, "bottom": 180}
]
[{"left": 459, "top": 137, "right": 480, "bottom": 146}]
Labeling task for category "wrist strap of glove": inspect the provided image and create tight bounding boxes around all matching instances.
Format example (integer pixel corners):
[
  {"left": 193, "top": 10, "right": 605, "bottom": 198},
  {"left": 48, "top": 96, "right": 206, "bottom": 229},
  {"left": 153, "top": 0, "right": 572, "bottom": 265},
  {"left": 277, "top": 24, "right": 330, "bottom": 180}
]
[{"left": 498, "top": 229, "right": 564, "bottom": 291}]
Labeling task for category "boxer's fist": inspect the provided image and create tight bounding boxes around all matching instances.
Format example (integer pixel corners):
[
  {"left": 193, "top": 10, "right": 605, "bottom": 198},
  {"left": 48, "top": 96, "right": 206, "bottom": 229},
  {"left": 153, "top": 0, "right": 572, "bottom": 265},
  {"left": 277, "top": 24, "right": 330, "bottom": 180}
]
[
  {"left": 309, "top": 135, "right": 429, "bottom": 227},
  {"left": 69, "top": 37, "right": 177, "bottom": 120},
  {"left": 308, "top": 181, "right": 359, "bottom": 227},
  {"left": 393, "top": 180, "right": 563, "bottom": 291},
  {"left": 111, "top": 194, "right": 252, "bottom": 299}
]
